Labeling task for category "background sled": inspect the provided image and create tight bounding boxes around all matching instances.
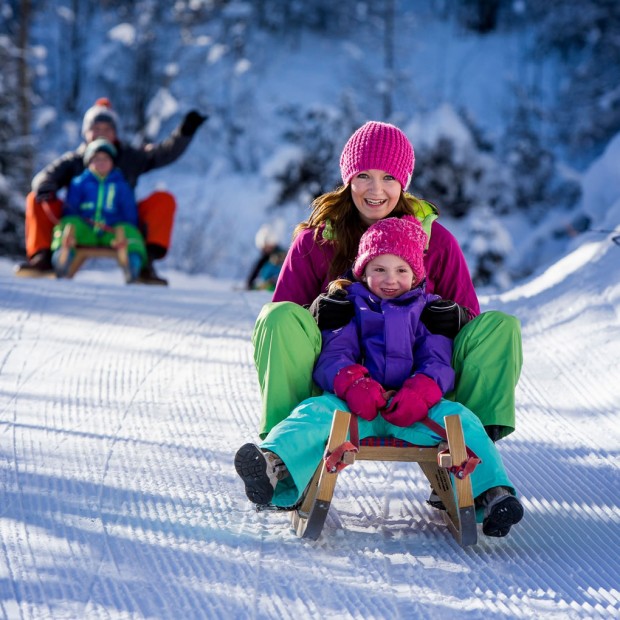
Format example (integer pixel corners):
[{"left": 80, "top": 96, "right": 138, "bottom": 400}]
[
  {"left": 290, "top": 410, "right": 478, "bottom": 547},
  {"left": 57, "top": 223, "right": 129, "bottom": 279}
]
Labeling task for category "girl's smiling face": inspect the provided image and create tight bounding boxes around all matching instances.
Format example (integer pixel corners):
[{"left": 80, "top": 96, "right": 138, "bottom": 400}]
[
  {"left": 362, "top": 253, "right": 416, "bottom": 299},
  {"left": 350, "top": 169, "right": 401, "bottom": 226}
]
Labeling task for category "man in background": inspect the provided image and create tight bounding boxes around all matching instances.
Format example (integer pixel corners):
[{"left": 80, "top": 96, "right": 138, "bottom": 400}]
[{"left": 16, "top": 97, "right": 207, "bottom": 285}]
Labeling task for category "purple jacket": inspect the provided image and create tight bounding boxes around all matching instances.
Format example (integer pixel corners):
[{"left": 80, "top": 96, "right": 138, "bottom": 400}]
[
  {"left": 312, "top": 282, "right": 455, "bottom": 395},
  {"left": 272, "top": 221, "right": 480, "bottom": 316}
]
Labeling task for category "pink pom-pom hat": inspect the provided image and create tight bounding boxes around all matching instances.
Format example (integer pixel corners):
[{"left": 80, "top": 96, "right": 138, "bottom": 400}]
[{"left": 353, "top": 215, "right": 427, "bottom": 282}]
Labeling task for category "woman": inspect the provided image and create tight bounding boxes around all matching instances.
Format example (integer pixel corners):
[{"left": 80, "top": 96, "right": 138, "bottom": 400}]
[{"left": 253, "top": 121, "right": 522, "bottom": 442}]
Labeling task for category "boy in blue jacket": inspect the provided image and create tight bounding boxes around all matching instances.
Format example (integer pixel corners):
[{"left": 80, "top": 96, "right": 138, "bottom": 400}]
[
  {"left": 235, "top": 216, "right": 524, "bottom": 538},
  {"left": 50, "top": 138, "right": 147, "bottom": 282}
]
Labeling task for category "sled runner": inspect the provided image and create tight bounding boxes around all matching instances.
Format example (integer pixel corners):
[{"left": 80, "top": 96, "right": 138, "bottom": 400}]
[
  {"left": 56, "top": 223, "right": 130, "bottom": 280},
  {"left": 290, "top": 410, "right": 478, "bottom": 547}
]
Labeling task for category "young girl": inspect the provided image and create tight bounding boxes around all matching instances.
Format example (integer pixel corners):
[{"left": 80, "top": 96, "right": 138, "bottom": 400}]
[
  {"left": 50, "top": 138, "right": 147, "bottom": 283},
  {"left": 236, "top": 215, "right": 524, "bottom": 538}
]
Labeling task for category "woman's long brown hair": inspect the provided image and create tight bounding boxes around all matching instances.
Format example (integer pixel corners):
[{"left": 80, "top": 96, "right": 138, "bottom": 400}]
[{"left": 294, "top": 186, "right": 426, "bottom": 279}]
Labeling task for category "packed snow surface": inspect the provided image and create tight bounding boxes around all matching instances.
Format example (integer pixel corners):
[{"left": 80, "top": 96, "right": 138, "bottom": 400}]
[{"left": 0, "top": 236, "right": 618, "bottom": 619}]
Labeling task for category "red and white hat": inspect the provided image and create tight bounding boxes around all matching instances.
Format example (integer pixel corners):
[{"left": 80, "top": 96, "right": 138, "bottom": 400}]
[
  {"left": 81, "top": 98, "right": 120, "bottom": 137},
  {"left": 353, "top": 215, "right": 427, "bottom": 282}
]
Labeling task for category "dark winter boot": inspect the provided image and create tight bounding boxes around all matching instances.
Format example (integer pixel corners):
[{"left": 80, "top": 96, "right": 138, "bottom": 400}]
[
  {"left": 14, "top": 250, "right": 54, "bottom": 278},
  {"left": 136, "top": 259, "right": 167, "bottom": 286},
  {"left": 137, "top": 245, "right": 168, "bottom": 285},
  {"left": 481, "top": 487, "right": 524, "bottom": 537},
  {"left": 234, "top": 443, "right": 289, "bottom": 505}
]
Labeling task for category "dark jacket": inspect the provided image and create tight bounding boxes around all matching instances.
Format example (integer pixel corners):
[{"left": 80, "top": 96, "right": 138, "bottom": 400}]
[
  {"left": 312, "top": 282, "right": 455, "bottom": 394},
  {"left": 32, "top": 123, "right": 193, "bottom": 196}
]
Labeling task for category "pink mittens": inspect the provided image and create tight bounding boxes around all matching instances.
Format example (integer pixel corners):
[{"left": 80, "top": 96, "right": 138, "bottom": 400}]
[
  {"left": 382, "top": 374, "right": 442, "bottom": 427},
  {"left": 334, "top": 364, "right": 387, "bottom": 421}
]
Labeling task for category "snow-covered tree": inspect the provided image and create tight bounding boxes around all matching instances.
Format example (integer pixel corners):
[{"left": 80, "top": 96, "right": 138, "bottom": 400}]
[
  {"left": 0, "top": 0, "right": 29, "bottom": 257},
  {"left": 268, "top": 104, "right": 357, "bottom": 207},
  {"left": 460, "top": 206, "right": 513, "bottom": 289},
  {"left": 406, "top": 105, "right": 515, "bottom": 218},
  {"left": 526, "top": 1, "right": 620, "bottom": 157}
]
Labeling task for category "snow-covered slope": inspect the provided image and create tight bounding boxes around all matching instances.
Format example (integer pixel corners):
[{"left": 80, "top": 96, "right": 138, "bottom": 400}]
[{"left": 0, "top": 240, "right": 618, "bottom": 619}]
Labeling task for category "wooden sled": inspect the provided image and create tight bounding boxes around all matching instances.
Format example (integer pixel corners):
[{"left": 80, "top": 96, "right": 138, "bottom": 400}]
[
  {"left": 290, "top": 410, "right": 478, "bottom": 547},
  {"left": 57, "top": 223, "right": 129, "bottom": 279}
]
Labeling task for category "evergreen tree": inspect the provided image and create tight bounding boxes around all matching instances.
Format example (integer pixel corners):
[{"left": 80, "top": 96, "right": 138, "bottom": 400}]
[
  {"left": 0, "top": 1, "right": 29, "bottom": 257},
  {"left": 527, "top": 1, "right": 620, "bottom": 156}
]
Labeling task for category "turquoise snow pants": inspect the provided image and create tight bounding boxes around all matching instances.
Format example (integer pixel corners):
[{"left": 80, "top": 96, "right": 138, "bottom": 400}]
[
  {"left": 261, "top": 393, "right": 516, "bottom": 509},
  {"left": 253, "top": 302, "right": 522, "bottom": 439}
]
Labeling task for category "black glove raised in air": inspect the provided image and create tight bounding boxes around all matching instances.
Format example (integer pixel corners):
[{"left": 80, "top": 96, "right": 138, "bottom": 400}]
[
  {"left": 308, "top": 288, "right": 355, "bottom": 331},
  {"left": 421, "top": 299, "right": 471, "bottom": 339},
  {"left": 180, "top": 110, "right": 208, "bottom": 136}
]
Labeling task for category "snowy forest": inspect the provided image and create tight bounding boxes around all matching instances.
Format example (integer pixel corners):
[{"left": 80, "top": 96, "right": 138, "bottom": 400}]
[{"left": 1, "top": 0, "right": 619, "bottom": 289}]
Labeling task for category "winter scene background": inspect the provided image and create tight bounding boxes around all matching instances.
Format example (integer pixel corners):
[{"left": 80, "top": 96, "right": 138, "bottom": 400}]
[{"left": 1, "top": 1, "right": 619, "bottom": 619}]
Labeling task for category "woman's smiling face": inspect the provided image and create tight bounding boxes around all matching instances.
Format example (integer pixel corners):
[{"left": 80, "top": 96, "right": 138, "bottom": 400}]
[{"left": 350, "top": 169, "right": 401, "bottom": 226}]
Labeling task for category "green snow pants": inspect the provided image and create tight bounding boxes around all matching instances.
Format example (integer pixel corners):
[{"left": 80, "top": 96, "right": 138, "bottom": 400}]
[
  {"left": 51, "top": 216, "right": 148, "bottom": 266},
  {"left": 261, "top": 393, "right": 516, "bottom": 510},
  {"left": 252, "top": 302, "right": 522, "bottom": 440}
]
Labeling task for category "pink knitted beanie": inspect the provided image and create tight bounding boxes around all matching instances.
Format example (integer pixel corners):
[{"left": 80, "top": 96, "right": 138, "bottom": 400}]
[
  {"left": 340, "top": 121, "right": 415, "bottom": 190},
  {"left": 353, "top": 215, "right": 427, "bottom": 282}
]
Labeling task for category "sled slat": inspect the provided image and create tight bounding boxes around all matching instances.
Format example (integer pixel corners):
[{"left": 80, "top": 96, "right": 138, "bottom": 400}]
[{"left": 66, "top": 226, "right": 130, "bottom": 279}]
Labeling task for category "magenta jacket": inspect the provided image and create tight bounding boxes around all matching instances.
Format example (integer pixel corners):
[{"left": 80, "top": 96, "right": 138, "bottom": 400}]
[{"left": 272, "top": 221, "right": 480, "bottom": 316}]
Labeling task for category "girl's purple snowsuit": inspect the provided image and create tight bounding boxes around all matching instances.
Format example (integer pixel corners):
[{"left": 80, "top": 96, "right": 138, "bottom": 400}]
[{"left": 312, "top": 281, "right": 454, "bottom": 395}]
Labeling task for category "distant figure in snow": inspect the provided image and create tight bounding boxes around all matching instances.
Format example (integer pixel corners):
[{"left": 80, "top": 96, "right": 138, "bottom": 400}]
[
  {"left": 51, "top": 138, "right": 147, "bottom": 283},
  {"left": 235, "top": 215, "right": 524, "bottom": 538},
  {"left": 246, "top": 221, "right": 287, "bottom": 291},
  {"left": 16, "top": 97, "right": 207, "bottom": 285}
]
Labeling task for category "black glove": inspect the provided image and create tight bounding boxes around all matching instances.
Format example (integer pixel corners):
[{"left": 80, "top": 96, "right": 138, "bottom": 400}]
[
  {"left": 180, "top": 110, "right": 208, "bottom": 136},
  {"left": 421, "top": 299, "right": 471, "bottom": 339},
  {"left": 35, "top": 183, "right": 57, "bottom": 203},
  {"left": 308, "top": 289, "right": 355, "bottom": 331}
]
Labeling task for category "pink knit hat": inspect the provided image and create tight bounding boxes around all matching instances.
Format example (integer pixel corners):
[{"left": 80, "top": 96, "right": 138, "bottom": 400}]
[
  {"left": 353, "top": 215, "right": 427, "bottom": 282},
  {"left": 340, "top": 121, "right": 415, "bottom": 190}
]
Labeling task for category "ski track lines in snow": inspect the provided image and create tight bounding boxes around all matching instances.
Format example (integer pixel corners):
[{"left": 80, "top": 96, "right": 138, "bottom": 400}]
[
  {"left": 487, "top": 241, "right": 620, "bottom": 618},
  {"left": 0, "top": 260, "right": 619, "bottom": 619}
]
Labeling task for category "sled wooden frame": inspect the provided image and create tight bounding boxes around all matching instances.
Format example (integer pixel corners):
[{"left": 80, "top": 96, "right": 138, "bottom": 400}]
[
  {"left": 290, "top": 409, "right": 478, "bottom": 547},
  {"left": 58, "top": 223, "right": 129, "bottom": 279}
]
